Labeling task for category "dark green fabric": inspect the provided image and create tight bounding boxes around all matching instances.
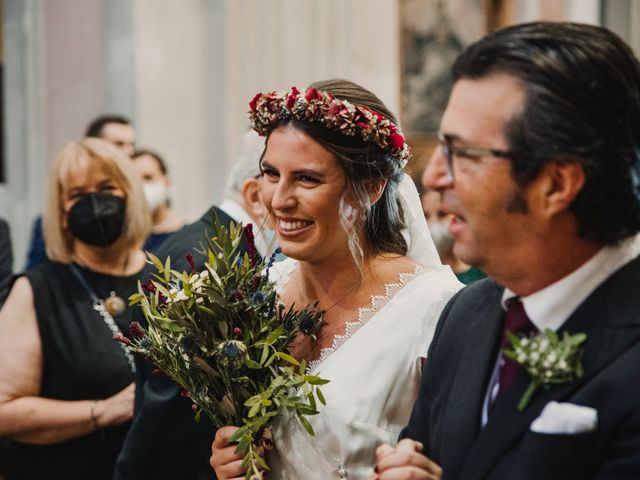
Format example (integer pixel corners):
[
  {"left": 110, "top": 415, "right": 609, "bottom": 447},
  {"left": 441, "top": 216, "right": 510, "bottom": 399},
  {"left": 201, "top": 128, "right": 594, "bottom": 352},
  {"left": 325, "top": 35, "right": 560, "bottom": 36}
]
[{"left": 455, "top": 266, "right": 486, "bottom": 285}]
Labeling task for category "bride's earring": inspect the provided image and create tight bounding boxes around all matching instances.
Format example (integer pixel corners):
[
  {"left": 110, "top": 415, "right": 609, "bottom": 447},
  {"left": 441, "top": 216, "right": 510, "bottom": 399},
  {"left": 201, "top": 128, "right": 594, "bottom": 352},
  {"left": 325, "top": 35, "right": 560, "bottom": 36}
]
[{"left": 341, "top": 204, "right": 356, "bottom": 223}]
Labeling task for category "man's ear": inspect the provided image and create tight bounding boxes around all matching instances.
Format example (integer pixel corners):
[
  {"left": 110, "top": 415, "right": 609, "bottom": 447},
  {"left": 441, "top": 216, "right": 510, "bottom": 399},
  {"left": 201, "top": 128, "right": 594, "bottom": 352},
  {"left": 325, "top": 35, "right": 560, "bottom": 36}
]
[
  {"left": 366, "top": 179, "right": 387, "bottom": 206},
  {"left": 537, "top": 161, "right": 585, "bottom": 217},
  {"left": 241, "top": 178, "right": 267, "bottom": 223}
]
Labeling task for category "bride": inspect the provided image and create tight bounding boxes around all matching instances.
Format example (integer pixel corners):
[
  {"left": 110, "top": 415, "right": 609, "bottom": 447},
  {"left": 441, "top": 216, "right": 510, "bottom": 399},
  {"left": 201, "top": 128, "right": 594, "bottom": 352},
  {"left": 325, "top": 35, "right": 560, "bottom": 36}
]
[{"left": 211, "top": 79, "right": 461, "bottom": 479}]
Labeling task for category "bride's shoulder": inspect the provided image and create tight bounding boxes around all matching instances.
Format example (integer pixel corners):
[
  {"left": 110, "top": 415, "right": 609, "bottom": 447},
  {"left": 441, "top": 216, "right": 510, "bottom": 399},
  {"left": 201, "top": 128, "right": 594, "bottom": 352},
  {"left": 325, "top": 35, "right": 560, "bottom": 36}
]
[
  {"left": 373, "top": 254, "right": 416, "bottom": 276},
  {"left": 373, "top": 254, "right": 461, "bottom": 290}
]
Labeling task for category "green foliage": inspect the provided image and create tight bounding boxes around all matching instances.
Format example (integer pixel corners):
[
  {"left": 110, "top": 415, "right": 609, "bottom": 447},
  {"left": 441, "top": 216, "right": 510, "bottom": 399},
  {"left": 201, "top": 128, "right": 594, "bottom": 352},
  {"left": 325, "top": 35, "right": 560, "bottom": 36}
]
[{"left": 129, "top": 213, "right": 327, "bottom": 479}]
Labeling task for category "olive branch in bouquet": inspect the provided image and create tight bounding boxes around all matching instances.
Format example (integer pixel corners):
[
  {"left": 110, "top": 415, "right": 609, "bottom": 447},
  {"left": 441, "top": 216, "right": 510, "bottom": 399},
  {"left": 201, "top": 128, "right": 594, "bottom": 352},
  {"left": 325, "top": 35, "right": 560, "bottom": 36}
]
[{"left": 124, "top": 213, "right": 328, "bottom": 479}]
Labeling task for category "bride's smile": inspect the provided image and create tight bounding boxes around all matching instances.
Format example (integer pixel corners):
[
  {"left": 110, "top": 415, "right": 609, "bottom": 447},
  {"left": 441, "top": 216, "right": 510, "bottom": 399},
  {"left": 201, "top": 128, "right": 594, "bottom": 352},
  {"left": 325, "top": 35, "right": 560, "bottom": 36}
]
[{"left": 260, "top": 124, "right": 353, "bottom": 264}]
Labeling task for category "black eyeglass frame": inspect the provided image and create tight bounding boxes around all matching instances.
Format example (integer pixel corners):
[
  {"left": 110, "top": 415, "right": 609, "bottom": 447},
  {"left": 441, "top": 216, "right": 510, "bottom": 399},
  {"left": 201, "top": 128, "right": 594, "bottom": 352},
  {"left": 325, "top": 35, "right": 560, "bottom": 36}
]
[{"left": 437, "top": 131, "right": 514, "bottom": 178}]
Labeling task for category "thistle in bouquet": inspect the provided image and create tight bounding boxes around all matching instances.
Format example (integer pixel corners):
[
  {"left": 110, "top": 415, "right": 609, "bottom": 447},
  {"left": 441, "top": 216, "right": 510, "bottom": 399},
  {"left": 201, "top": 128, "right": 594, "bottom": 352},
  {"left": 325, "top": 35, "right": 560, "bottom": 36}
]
[{"left": 126, "top": 213, "right": 328, "bottom": 479}]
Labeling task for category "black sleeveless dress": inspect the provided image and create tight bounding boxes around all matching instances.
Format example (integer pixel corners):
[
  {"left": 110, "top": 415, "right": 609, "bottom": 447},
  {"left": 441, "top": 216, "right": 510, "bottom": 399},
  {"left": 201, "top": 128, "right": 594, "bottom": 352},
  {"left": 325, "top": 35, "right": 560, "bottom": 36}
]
[{"left": 4, "top": 261, "right": 138, "bottom": 480}]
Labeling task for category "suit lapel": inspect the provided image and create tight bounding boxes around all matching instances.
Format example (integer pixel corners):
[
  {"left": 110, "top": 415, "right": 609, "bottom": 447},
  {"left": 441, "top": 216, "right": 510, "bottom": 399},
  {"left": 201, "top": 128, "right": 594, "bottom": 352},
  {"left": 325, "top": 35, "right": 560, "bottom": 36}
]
[
  {"left": 437, "top": 281, "right": 505, "bottom": 471},
  {"left": 459, "top": 256, "right": 640, "bottom": 480}
]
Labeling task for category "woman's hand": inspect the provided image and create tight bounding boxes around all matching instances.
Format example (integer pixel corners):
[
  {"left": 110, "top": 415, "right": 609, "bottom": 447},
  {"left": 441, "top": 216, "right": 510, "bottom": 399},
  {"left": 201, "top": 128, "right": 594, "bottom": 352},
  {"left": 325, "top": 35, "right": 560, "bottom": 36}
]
[
  {"left": 210, "top": 426, "right": 246, "bottom": 479},
  {"left": 93, "top": 383, "right": 135, "bottom": 428},
  {"left": 370, "top": 439, "right": 442, "bottom": 480}
]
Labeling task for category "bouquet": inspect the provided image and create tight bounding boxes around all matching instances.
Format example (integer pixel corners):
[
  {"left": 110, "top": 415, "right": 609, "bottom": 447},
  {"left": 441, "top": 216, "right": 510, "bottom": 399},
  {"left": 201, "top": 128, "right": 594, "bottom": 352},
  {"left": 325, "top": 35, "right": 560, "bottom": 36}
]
[{"left": 125, "top": 213, "right": 328, "bottom": 478}]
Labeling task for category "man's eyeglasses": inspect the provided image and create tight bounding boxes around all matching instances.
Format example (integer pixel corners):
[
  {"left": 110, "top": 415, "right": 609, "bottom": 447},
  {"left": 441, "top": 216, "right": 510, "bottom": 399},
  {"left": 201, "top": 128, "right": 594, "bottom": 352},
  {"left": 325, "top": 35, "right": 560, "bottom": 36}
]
[{"left": 437, "top": 131, "right": 514, "bottom": 178}]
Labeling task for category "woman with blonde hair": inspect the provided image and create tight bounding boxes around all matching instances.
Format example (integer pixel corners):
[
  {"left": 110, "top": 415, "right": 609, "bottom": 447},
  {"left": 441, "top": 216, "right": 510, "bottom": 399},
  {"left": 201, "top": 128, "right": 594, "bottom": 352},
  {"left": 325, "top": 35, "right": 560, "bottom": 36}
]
[
  {"left": 211, "top": 79, "right": 461, "bottom": 479},
  {"left": 0, "top": 138, "right": 150, "bottom": 479}
]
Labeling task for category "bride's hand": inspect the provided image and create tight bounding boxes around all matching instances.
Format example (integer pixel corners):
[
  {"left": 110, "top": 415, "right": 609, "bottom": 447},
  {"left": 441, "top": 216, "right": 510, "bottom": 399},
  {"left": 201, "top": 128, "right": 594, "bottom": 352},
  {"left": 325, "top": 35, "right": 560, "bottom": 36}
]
[
  {"left": 370, "top": 439, "right": 442, "bottom": 480},
  {"left": 210, "top": 426, "right": 245, "bottom": 479}
]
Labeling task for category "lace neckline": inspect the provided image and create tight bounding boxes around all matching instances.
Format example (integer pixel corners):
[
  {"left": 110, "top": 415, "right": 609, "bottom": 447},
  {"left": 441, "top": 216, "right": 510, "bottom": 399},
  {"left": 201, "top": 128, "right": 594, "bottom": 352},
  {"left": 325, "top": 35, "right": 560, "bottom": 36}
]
[{"left": 279, "top": 261, "right": 429, "bottom": 372}]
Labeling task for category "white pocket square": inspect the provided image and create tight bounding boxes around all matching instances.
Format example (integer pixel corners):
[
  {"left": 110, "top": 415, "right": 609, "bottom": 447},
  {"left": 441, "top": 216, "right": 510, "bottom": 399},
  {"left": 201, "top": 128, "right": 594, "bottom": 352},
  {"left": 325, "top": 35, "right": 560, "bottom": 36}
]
[{"left": 530, "top": 401, "right": 598, "bottom": 434}]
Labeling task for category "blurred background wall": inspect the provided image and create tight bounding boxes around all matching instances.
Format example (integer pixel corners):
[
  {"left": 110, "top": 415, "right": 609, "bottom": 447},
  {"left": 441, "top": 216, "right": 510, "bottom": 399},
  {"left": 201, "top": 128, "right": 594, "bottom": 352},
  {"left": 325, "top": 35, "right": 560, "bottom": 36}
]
[{"left": 2, "top": 0, "right": 639, "bottom": 269}]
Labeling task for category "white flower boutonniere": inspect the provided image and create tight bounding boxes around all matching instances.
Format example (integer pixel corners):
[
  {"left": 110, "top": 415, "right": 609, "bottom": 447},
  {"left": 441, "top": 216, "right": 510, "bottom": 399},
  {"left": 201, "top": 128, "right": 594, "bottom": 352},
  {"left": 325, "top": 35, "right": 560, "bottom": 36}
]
[{"left": 504, "top": 329, "right": 587, "bottom": 411}]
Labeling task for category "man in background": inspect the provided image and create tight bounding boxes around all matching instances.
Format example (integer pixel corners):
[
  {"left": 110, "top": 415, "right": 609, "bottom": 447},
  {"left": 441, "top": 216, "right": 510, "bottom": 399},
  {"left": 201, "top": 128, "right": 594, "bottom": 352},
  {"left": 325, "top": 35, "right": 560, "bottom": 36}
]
[{"left": 85, "top": 114, "right": 136, "bottom": 157}]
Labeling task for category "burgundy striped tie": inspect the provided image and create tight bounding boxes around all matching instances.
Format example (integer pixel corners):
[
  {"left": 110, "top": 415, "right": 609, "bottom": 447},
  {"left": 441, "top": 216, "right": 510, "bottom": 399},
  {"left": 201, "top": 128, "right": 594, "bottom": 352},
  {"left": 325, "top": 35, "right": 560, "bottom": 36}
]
[{"left": 495, "top": 297, "right": 536, "bottom": 400}]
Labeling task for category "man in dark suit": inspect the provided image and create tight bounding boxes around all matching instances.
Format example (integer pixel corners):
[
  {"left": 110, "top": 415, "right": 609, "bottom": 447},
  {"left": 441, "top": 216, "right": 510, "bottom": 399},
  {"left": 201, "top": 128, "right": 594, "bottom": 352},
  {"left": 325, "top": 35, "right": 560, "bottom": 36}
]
[
  {"left": 114, "top": 131, "right": 274, "bottom": 480},
  {"left": 373, "top": 22, "right": 640, "bottom": 480}
]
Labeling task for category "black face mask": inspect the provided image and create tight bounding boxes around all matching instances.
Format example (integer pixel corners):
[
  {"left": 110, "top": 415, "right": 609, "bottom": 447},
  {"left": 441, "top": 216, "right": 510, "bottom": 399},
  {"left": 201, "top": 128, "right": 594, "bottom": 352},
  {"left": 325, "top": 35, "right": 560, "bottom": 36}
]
[{"left": 67, "top": 192, "right": 126, "bottom": 247}]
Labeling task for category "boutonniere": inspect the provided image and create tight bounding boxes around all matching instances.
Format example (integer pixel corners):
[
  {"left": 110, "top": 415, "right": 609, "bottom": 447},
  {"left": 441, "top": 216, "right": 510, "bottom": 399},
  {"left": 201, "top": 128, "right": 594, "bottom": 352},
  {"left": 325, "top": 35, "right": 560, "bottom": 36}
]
[{"left": 504, "top": 329, "right": 587, "bottom": 411}]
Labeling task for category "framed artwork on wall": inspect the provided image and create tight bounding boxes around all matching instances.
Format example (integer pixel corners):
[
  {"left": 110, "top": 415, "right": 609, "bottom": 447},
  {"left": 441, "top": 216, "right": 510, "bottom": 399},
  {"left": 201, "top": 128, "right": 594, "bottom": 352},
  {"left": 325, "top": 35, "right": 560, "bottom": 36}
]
[{"left": 399, "top": 0, "right": 506, "bottom": 175}]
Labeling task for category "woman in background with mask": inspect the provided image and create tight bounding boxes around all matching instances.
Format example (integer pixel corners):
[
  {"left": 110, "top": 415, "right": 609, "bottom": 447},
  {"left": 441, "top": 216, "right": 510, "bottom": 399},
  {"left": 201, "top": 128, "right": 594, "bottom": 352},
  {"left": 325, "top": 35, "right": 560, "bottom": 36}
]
[
  {"left": 0, "top": 138, "right": 150, "bottom": 480},
  {"left": 132, "top": 149, "right": 184, "bottom": 253}
]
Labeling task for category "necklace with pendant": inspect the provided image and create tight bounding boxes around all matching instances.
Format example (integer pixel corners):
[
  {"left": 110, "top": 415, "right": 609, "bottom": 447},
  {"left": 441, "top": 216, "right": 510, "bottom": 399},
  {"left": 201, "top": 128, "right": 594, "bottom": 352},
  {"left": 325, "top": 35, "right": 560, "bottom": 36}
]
[
  {"left": 72, "top": 252, "right": 130, "bottom": 316},
  {"left": 104, "top": 291, "right": 126, "bottom": 315},
  {"left": 69, "top": 263, "right": 136, "bottom": 372},
  {"left": 296, "top": 269, "right": 362, "bottom": 321},
  {"left": 103, "top": 253, "right": 131, "bottom": 315}
]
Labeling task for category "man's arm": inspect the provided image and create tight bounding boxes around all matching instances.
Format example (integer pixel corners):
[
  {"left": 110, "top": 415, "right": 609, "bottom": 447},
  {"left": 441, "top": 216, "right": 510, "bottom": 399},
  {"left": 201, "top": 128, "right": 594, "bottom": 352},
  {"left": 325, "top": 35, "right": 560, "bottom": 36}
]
[
  {"left": 114, "top": 364, "right": 216, "bottom": 480},
  {"left": 115, "top": 241, "right": 217, "bottom": 480}
]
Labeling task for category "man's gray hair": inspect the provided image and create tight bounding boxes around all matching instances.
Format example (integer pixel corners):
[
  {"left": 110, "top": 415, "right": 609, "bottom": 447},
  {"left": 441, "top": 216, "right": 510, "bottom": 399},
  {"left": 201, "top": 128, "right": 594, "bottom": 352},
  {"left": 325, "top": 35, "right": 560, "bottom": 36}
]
[{"left": 223, "top": 130, "right": 265, "bottom": 201}]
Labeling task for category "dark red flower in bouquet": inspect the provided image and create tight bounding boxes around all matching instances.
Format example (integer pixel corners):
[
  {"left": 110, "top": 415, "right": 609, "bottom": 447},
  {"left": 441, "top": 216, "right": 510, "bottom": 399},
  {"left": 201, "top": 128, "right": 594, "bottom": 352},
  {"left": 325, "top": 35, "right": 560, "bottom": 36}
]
[
  {"left": 243, "top": 224, "right": 257, "bottom": 267},
  {"left": 130, "top": 321, "right": 144, "bottom": 339},
  {"left": 113, "top": 335, "right": 132, "bottom": 346},
  {"left": 141, "top": 279, "right": 156, "bottom": 293},
  {"left": 186, "top": 253, "right": 196, "bottom": 273}
]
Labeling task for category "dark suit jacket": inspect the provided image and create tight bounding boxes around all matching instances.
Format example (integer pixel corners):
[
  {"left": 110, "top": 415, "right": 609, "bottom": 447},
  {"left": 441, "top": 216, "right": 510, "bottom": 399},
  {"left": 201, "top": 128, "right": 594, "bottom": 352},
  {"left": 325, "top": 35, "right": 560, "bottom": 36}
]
[
  {"left": 0, "top": 218, "right": 13, "bottom": 306},
  {"left": 114, "top": 206, "right": 255, "bottom": 480},
  {"left": 404, "top": 254, "right": 640, "bottom": 480}
]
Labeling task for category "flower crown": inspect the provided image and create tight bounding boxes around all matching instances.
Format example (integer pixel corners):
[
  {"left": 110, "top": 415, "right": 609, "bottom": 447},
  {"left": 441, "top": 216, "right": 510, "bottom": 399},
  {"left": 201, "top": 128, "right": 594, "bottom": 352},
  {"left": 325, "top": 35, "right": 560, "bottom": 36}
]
[{"left": 248, "top": 86, "right": 410, "bottom": 167}]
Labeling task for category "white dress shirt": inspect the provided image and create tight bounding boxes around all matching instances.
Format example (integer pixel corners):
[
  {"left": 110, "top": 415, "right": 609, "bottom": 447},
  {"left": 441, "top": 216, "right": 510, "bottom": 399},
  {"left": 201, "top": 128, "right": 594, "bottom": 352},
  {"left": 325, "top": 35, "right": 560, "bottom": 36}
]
[{"left": 219, "top": 199, "right": 275, "bottom": 259}]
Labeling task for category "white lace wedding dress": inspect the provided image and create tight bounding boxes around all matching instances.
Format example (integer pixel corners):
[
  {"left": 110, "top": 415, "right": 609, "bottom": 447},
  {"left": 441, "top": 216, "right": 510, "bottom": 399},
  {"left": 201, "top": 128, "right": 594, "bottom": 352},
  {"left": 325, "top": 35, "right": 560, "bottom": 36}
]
[{"left": 266, "top": 257, "right": 461, "bottom": 479}]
